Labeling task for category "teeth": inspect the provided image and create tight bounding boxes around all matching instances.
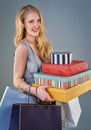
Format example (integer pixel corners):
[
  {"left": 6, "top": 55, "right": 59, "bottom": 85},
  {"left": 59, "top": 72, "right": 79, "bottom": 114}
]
[{"left": 32, "top": 29, "right": 38, "bottom": 32}]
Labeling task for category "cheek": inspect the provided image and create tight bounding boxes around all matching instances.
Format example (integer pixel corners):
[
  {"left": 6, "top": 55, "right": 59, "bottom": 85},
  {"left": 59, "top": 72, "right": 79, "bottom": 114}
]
[
  {"left": 25, "top": 25, "right": 31, "bottom": 32},
  {"left": 38, "top": 22, "right": 41, "bottom": 27},
  {"left": 24, "top": 22, "right": 31, "bottom": 29}
]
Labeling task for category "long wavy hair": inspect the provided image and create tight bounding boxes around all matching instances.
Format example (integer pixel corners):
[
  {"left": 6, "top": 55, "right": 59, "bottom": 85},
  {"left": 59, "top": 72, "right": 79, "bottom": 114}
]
[{"left": 14, "top": 4, "right": 53, "bottom": 62}]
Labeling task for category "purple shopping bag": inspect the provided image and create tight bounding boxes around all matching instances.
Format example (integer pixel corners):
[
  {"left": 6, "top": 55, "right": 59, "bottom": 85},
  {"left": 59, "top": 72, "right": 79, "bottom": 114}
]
[{"left": 8, "top": 103, "right": 62, "bottom": 130}]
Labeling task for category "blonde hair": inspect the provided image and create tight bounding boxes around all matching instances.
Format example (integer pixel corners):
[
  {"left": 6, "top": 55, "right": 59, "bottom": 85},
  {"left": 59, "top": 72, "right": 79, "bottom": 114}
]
[{"left": 14, "top": 4, "right": 53, "bottom": 62}]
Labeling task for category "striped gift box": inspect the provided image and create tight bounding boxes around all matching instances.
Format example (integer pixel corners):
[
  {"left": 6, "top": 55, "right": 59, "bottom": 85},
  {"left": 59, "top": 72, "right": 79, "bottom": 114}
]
[
  {"left": 50, "top": 51, "right": 72, "bottom": 64},
  {"left": 34, "top": 70, "right": 91, "bottom": 89}
]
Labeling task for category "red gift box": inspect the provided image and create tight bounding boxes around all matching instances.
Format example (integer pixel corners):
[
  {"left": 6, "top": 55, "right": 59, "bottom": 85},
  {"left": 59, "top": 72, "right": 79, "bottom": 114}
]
[{"left": 42, "top": 60, "right": 88, "bottom": 76}]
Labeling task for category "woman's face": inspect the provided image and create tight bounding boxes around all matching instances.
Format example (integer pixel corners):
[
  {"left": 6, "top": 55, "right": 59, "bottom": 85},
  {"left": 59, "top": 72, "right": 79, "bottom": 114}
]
[{"left": 24, "top": 11, "right": 41, "bottom": 38}]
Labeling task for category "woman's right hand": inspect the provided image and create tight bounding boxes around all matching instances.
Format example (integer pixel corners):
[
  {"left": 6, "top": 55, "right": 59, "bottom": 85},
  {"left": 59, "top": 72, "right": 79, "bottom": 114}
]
[{"left": 36, "top": 85, "right": 55, "bottom": 102}]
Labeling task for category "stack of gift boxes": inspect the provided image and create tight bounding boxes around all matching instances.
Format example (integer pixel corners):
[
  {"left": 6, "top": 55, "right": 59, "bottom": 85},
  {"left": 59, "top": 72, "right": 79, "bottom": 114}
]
[{"left": 33, "top": 52, "right": 91, "bottom": 101}]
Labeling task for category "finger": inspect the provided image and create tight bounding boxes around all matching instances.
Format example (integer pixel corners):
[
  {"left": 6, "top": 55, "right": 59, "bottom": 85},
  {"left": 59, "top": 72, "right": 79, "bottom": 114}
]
[
  {"left": 42, "top": 85, "right": 52, "bottom": 89},
  {"left": 45, "top": 93, "right": 55, "bottom": 101}
]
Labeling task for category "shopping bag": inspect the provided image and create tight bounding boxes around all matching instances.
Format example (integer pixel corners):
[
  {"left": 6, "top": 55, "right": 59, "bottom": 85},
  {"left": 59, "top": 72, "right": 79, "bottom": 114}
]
[
  {"left": 0, "top": 86, "right": 37, "bottom": 130},
  {"left": 8, "top": 103, "right": 62, "bottom": 130},
  {"left": 56, "top": 97, "right": 82, "bottom": 128}
]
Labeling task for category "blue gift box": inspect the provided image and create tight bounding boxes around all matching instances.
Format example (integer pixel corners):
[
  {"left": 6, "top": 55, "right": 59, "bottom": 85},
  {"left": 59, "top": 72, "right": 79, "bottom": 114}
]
[{"left": 34, "top": 70, "right": 91, "bottom": 89}]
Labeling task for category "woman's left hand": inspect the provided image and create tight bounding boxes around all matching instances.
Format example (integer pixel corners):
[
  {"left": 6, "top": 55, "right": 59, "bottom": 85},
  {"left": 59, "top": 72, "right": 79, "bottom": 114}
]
[{"left": 36, "top": 85, "right": 55, "bottom": 101}]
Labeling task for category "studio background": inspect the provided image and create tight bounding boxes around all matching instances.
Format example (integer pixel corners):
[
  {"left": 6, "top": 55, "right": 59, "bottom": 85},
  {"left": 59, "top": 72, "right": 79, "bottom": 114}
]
[{"left": 0, "top": 0, "right": 91, "bottom": 130}]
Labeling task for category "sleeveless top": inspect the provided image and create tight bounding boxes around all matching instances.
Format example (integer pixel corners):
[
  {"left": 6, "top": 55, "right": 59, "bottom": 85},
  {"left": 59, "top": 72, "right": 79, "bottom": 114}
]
[{"left": 19, "top": 40, "right": 42, "bottom": 85}]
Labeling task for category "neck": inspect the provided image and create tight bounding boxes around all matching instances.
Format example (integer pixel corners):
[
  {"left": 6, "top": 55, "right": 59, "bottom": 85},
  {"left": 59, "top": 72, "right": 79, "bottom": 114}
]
[{"left": 25, "top": 35, "right": 36, "bottom": 46}]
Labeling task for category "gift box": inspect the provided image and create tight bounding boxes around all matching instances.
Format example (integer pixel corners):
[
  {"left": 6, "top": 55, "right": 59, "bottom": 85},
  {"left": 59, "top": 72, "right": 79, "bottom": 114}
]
[
  {"left": 50, "top": 51, "right": 72, "bottom": 64},
  {"left": 34, "top": 70, "right": 91, "bottom": 89},
  {"left": 42, "top": 60, "right": 88, "bottom": 76},
  {"left": 32, "top": 80, "right": 91, "bottom": 102}
]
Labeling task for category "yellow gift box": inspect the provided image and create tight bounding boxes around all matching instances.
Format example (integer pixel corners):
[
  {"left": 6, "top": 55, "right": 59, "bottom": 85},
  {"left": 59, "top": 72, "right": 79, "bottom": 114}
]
[{"left": 32, "top": 80, "right": 91, "bottom": 102}]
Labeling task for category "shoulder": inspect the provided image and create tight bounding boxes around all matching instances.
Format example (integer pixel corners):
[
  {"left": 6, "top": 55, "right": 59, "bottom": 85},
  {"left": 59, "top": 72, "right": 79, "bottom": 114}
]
[{"left": 15, "top": 42, "right": 28, "bottom": 57}]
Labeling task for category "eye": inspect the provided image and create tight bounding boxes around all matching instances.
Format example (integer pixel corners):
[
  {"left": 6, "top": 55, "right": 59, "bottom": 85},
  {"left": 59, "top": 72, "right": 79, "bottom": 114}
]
[
  {"left": 29, "top": 20, "right": 34, "bottom": 23},
  {"left": 37, "top": 19, "right": 41, "bottom": 23}
]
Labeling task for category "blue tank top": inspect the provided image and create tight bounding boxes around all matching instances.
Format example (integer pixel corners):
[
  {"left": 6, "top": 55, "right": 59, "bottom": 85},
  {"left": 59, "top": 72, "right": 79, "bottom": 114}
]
[{"left": 19, "top": 40, "right": 42, "bottom": 85}]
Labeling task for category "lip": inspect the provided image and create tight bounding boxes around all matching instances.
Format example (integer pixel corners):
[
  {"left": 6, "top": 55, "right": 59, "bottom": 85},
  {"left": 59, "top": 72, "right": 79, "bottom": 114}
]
[
  {"left": 32, "top": 28, "right": 39, "bottom": 32},
  {"left": 32, "top": 30, "right": 38, "bottom": 32}
]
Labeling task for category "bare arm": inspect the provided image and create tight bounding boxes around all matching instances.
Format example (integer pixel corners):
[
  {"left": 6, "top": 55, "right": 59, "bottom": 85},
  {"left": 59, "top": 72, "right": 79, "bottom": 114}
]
[
  {"left": 13, "top": 44, "right": 36, "bottom": 93},
  {"left": 13, "top": 44, "right": 54, "bottom": 101}
]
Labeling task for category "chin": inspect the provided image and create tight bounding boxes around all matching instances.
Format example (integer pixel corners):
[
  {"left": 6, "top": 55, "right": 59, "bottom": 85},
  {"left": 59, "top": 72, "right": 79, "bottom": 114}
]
[{"left": 33, "top": 33, "right": 39, "bottom": 37}]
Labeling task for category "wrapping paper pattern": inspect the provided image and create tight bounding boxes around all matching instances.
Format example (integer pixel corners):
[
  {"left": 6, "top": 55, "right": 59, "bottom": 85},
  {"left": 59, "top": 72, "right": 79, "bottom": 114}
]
[
  {"left": 34, "top": 70, "right": 91, "bottom": 89},
  {"left": 42, "top": 60, "right": 88, "bottom": 76},
  {"left": 50, "top": 52, "right": 72, "bottom": 64},
  {"left": 32, "top": 80, "right": 91, "bottom": 102}
]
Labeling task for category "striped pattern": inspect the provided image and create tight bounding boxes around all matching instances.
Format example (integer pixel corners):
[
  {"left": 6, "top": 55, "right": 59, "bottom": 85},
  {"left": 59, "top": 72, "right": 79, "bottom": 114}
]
[
  {"left": 34, "top": 71, "right": 91, "bottom": 89},
  {"left": 50, "top": 52, "right": 72, "bottom": 64}
]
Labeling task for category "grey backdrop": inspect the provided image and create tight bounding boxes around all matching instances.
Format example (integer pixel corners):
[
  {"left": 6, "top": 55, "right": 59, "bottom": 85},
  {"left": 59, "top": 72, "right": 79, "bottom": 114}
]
[{"left": 0, "top": 0, "right": 91, "bottom": 130}]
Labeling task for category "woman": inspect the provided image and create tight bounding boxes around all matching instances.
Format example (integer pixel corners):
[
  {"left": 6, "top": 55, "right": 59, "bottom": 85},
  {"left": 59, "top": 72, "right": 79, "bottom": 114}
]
[{"left": 13, "top": 4, "right": 54, "bottom": 103}]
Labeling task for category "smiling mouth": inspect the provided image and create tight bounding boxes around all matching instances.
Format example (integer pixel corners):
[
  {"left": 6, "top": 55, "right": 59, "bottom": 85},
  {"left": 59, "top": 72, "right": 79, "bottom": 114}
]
[
  {"left": 32, "top": 27, "right": 40, "bottom": 32},
  {"left": 32, "top": 29, "right": 38, "bottom": 32}
]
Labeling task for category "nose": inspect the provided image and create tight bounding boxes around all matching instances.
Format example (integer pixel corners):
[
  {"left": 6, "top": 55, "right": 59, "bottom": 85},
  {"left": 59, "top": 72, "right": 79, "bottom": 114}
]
[{"left": 34, "top": 21, "right": 39, "bottom": 28}]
